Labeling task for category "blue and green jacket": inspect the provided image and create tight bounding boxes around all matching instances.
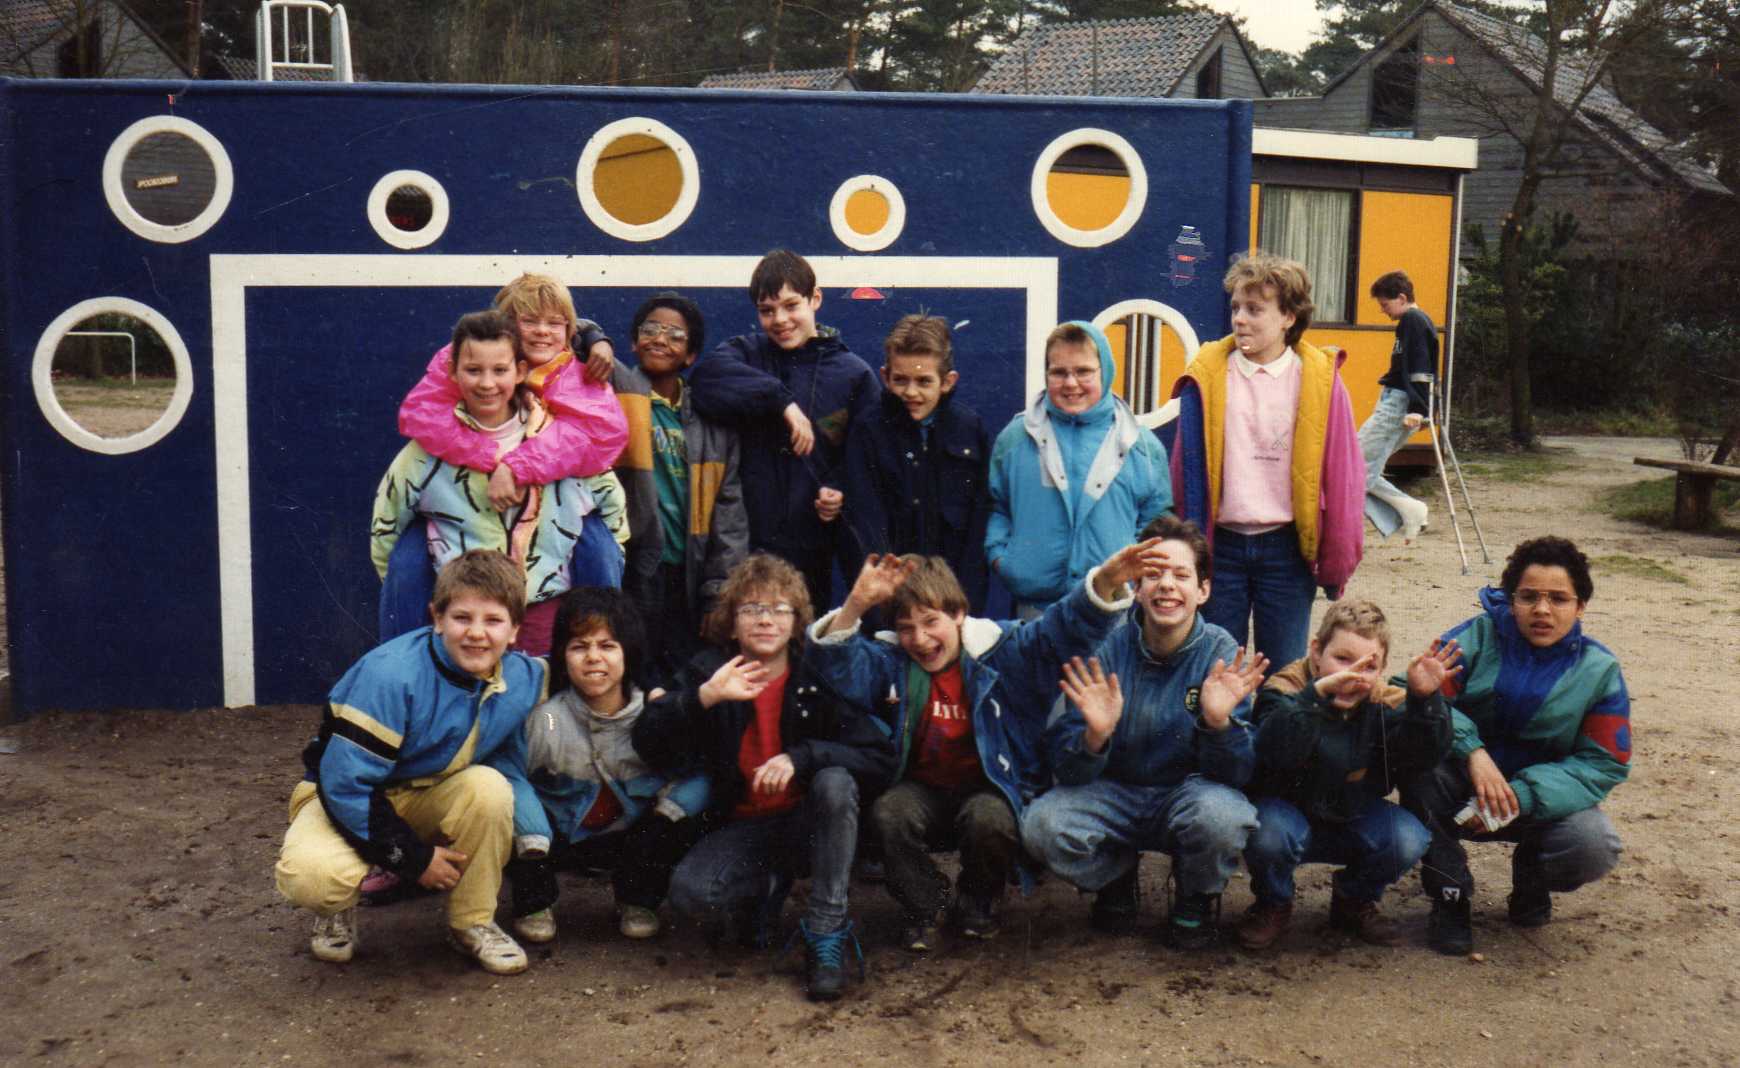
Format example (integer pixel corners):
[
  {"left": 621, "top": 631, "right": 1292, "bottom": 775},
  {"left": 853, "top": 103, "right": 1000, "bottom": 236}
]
[
  {"left": 1441, "top": 587, "right": 1631, "bottom": 820},
  {"left": 298, "top": 626, "right": 547, "bottom": 880}
]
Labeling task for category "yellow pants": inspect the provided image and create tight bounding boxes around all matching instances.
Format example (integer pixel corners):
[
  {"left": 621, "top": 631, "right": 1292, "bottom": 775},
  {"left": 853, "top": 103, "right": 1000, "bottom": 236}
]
[{"left": 274, "top": 765, "right": 512, "bottom": 929}]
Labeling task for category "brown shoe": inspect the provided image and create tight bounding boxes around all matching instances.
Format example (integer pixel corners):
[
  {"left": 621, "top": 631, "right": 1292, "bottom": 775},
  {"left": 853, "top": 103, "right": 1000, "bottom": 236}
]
[
  {"left": 1235, "top": 898, "right": 1293, "bottom": 950},
  {"left": 1329, "top": 892, "right": 1403, "bottom": 946}
]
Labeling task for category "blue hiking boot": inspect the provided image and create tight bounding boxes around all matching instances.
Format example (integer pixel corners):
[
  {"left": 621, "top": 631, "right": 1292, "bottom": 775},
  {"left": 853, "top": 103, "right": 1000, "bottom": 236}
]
[{"left": 791, "top": 919, "right": 865, "bottom": 1001}]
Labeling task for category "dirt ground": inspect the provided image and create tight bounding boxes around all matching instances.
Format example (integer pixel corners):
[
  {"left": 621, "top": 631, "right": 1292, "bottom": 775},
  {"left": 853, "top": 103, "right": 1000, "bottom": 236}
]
[
  {"left": 50, "top": 379, "right": 178, "bottom": 439},
  {"left": 2, "top": 436, "right": 1737, "bottom": 1067}
]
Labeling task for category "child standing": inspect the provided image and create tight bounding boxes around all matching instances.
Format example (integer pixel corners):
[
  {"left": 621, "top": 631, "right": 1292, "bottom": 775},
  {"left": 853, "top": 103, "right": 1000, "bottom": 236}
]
[
  {"left": 687, "top": 250, "right": 880, "bottom": 610},
  {"left": 275, "top": 550, "right": 544, "bottom": 975},
  {"left": 986, "top": 321, "right": 1172, "bottom": 615},
  {"left": 805, "top": 542, "right": 1153, "bottom": 950},
  {"left": 841, "top": 314, "right": 993, "bottom": 612},
  {"left": 608, "top": 292, "right": 749, "bottom": 683},
  {"left": 488, "top": 587, "right": 708, "bottom": 944},
  {"left": 370, "top": 311, "right": 593, "bottom": 655},
  {"left": 631, "top": 554, "right": 895, "bottom": 1002},
  {"left": 1236, "top": 600, "right": 1458, "bottom": 950},
  {"left": 1359, "top": 270, "right": 1436, "bottom": 542},
  {"left": 1169, "top": 253, "right": 1365, "bottom": 670},
  {"left": 380, "top": 274, "right": 631, "bottom": 641}
]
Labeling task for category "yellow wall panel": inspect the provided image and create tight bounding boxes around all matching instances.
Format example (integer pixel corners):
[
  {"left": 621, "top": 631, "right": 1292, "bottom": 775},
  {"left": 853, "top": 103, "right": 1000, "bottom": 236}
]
[
  {"left": 1356, "top": 191, "right": 1452, "bottom": 327},
  {"left": 1044, "top": 172, "right": 1131, "bottom": 231},
  {"left": 1248, "top": 183, "right": 1260, "bottom": 253}
]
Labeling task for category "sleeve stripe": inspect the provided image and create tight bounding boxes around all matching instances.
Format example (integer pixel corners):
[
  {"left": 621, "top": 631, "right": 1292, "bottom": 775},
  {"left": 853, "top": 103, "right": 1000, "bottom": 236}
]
[{"left": 331, "top": 702, "right": 404, "bottom": 753}]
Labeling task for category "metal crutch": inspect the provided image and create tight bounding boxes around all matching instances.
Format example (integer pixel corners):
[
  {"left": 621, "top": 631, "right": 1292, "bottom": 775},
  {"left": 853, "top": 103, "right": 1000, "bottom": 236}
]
[{"left": 1421, "top": 374, "right": 1491, "bottom": 574}]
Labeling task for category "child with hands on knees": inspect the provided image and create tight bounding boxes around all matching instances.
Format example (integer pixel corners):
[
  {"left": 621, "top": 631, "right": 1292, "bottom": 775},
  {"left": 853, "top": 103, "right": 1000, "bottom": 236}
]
[
  {"left": 1234, "top": 601, "right": 1459, "bottom": 950},
  {"left": 804, "top": 537, "right": 1155, "bottom": 951}
]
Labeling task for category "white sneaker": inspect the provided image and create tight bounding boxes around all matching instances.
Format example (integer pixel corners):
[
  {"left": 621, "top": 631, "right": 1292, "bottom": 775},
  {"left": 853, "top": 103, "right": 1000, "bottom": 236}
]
[
  {"left": 1400, "top": 499, "right": 1430, "bottom": 543},
  {"left": 513, "top": 908, "right": 557, "bottom": 944},
  {"left": 310, "top": 907, "right": 357, "bottom": 963},
  {"left": 619, "top": 904, "right": 661, "bottom": 940},
  {"left": 448, "top": 921, "right": 529, "bottom": 975}
]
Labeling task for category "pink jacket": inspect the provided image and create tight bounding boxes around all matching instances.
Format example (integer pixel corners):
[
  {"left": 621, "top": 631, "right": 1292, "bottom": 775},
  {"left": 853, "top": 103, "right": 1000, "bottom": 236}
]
[{"left": 398, "top": 345, "right": 628, "bottom": 483}]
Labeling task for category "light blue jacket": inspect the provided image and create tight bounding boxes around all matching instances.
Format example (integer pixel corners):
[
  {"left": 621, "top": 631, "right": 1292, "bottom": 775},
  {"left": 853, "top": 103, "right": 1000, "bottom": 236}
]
[
  {"left": 1049, "top": 612, "right": 1254, "bottom": 789},
  {"left": 985, "top": 322, "right": 1171, "bottom": 606}
]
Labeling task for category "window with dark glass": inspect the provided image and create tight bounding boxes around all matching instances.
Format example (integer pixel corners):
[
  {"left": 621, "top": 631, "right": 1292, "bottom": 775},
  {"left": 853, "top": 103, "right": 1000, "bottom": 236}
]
[
  {"left": 1371, "top": 35, "right": 1420, "bottom": 133},
  {"left": 1196, "top": 47, "right": 1222, "bottom": 99}
]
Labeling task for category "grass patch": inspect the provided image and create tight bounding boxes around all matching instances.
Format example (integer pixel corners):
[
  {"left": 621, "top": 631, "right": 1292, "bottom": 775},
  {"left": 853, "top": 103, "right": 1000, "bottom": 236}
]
[
  {"left": 1600, "top": 475, "right": 1740, "bottom": 531},
  {"left": 1591, "top": 553, "right": 1689, "bottom": 584},
  {"left": 1458, "top": 446, "right": 1576, "bottom": 483},
  {"left": 1534, "top": 406, "right": 1679, "bottom": 437}
]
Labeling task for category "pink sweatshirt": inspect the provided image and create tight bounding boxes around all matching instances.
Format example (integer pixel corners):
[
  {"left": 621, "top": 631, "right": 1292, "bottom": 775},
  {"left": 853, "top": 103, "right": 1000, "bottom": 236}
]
[{"left": 397, "top": 345, "right": 629, "bottom": 483}]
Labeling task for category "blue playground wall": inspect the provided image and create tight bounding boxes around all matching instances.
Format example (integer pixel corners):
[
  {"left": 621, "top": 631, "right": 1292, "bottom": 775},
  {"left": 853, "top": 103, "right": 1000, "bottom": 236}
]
[{"left": 0, "top": 78, "right": 1250, "bottom": 713}]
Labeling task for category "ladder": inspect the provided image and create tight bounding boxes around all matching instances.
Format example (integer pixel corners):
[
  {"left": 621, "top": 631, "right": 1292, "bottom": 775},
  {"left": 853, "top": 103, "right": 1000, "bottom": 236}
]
[{"left": 256, "top": 1, "right": 353, "bottom": 82}]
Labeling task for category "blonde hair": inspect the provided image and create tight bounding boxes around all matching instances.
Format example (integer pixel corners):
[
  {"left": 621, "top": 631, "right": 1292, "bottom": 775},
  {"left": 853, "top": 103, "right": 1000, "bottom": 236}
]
[
  {"left": 492, "top": 273, "right": 578, "bottom": 342},
  {"left": 1312, "top": 598, "right": 1390, "bottom": 658},
  {"left": 702, "top": 554, "right": 814, "bottom": 649},
  {"left": 1223, "top": 251, "right": 1314, "bottom": 348},
  {"left": 889, "top": 555, "right": 968, "bottom": 621}
]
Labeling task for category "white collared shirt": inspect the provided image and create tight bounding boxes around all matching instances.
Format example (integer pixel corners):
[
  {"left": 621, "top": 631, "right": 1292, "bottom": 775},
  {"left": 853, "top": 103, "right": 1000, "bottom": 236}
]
[{"left": 1230, "top": 346, "right": 1300, "bottom": 379}]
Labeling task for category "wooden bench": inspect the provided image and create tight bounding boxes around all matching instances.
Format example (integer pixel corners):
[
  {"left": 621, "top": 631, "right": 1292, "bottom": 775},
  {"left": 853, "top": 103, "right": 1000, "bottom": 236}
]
[{"left": 1632, "top": 457, "right": 1740, "bottom": 529}]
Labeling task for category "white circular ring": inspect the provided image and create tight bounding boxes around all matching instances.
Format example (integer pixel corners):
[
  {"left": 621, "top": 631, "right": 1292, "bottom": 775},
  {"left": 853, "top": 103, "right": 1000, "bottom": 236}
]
[
  {"left": 101, "top": 115, "right": 234, "bottom": 244},
  {"left": 1030, "top": 127, "right": 1149, "bottom": 248},
  {"left": 32, "top": 297, "right": 196, "bottom": 455},
  {"left": 366, "top": 170, "right": 451, "bottom": 250},
  {"left": 1092, "top": 298, "right": 1199, "bottom": 430},
  {"left": 828, "top": 175, "right": 906, "bottom": 252},
  {"left": 575, "top": 117, "right": 700, "bottom": 242}
]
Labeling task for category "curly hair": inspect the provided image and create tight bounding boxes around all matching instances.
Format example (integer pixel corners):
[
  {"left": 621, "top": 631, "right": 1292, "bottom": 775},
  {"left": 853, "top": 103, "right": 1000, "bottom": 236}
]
[
  {"left": 1500, "top": 536, "right": 1593, "bottom": 603},
  {"left": 701, "top": 553, "right": 814, "bottom": 650},
  {"left": 547, "top": 586, "right": 648, "bottom": 694},
  {"left": 1223, "top": 251, "right": 1314, "bottom": 348}
]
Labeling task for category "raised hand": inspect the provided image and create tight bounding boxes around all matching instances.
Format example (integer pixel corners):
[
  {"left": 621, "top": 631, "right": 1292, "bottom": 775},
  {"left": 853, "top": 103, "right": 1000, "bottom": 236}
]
[
  {"left": 1060, "top": 656, "right": 1123, "bottom": 754},
  {"left": 1314, "top": 650, "right": 1381, "bottom": 707},
  {"left": 783, "top": 402, "right": 815, "bottom": 457},
  {"left": 699, "top": 655, "right": 770, "bottom": 708},
  {"left": 1406, "top": 637, "right": 1463, "bottom": 698},
  {"left": 1095, "top": 537, "right": 1166, "bottom": 595},
  {"left": 751, "top": 753, "right": 797, "bottom": 795},
  {"left": 846, "top": 554, "right": 917, "bottom": 611},
  {"left": 1200, "top": 648, "right": 1268, "bottom": 730}
]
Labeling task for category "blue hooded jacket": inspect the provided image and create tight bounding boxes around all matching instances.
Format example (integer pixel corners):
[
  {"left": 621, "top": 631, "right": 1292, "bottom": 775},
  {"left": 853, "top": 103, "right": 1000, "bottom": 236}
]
[{"left": 985, "top": 321, "right": 1172, "bottom": 605}]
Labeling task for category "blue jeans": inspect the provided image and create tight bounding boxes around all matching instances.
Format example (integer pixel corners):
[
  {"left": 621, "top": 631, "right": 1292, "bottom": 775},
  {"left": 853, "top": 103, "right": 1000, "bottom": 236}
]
[
  {"left": 1244, "top": 795, "right": 1431, "bottom": 905},
  {"left": 376, "top": 516, "right": 624, "bottom": 642},
  {"left": 1201, "top": 525, "right": 1316, "bottom": 669},
  {"left": 1358, "top": 387, "right": 1423, "bottom": 538},
  {"left": 667, "top": 766, "right": 860, "bottom": 934},
  {"left": 1020, "top": 775, "right": 1257, "bottom": 897}
]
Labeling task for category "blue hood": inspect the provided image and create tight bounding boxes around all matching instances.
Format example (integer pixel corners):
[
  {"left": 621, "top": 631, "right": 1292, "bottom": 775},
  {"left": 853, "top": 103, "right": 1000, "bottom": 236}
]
[{"left": 1043, "top": 320, "right": 1117, "bottom": 423}]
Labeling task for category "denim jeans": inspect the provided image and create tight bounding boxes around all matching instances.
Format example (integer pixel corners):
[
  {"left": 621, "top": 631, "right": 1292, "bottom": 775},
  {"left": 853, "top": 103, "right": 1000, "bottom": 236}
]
[
  {"left": 1357, "top": 387, "right": 1424, "bottom": 538},
  {"left": 1244, "top": 795, "right": 1431, "bottom": 905},
  {"left": 1401, "top": 759, "right": 1622, "bottom": 905},
  {"left": 377, "top": 515, "right": 624, "bottom": 642},
  {"left": 1201, "top": 525, "right": 1316, "bottom": 669},
  {"left": 869, "top": 780, "right": 1019, "bottom": 921},
  {"left": 1020, "top": 774, "right": 1257, "bottom": 897},
  {"left": 667, "top": 766, "right": 860, "bottom": 934}
]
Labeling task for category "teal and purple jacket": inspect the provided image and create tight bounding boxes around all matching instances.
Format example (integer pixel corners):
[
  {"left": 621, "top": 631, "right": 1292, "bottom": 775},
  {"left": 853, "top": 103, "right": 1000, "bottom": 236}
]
[{"left": 1441, "top": 586, "right": 1631, "bottom": 820}]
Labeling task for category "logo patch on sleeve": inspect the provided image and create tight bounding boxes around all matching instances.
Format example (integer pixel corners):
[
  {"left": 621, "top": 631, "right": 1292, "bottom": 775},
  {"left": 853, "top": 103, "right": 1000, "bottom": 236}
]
[{"left": 1184, "top": 687, "right": 1201, "bottom": 713}]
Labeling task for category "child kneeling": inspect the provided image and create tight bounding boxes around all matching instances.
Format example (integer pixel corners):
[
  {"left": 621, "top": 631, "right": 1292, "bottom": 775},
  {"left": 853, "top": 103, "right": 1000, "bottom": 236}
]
[
  {"left": 1236, "top": 600, "right": 1459, "bottom": 949},
  {"left": 274, "top": 550, "right": 545, "bottom": 975},
  {"left": 489, "top": 587, "right": 709, "bottom": 944}
]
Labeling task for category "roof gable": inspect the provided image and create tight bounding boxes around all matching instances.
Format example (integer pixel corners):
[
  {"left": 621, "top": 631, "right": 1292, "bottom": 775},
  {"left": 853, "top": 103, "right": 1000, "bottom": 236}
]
[
  {"left": 1, "top": 0, "right": 190, "bottom": 76},
  {"left": 973, "top": 13, "right": 1227, "bottom": 98}
]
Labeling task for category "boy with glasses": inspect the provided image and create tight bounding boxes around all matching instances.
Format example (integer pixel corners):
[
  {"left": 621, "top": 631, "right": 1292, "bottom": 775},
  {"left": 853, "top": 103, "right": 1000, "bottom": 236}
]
[
  {"left": 1402, "top": 536, "right": 1629, "bottom": 955},
  {"left": 986, "top": 321, "right": 1171, "bottom": 614}
]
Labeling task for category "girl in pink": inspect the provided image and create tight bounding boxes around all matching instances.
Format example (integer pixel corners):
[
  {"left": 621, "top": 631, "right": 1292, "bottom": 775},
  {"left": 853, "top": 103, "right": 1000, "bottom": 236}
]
[{"left": 1168, "top": 252, "right": 1365, "bottom": 670}]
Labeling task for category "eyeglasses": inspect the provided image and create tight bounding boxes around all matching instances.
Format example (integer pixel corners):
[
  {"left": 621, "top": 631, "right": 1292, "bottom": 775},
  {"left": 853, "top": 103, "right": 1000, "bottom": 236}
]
[
  {"left": 736, "top": 603, "right": 795, "bottom": 620},
  {"left": 1513, "top": 589, "right": 1579, "bottom": 608},
  {"left": 636, "top": 322, "right": 689, "bottom": 343},
  {"left": 1046, "top": 366, "right": 1100, "bottom": 383}
]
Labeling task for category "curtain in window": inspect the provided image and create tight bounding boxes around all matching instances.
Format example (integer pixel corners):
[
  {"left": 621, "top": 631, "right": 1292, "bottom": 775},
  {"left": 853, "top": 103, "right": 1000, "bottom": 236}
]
[{"left": 1258, "top": 187, "right": 1352, "bottom": 323}]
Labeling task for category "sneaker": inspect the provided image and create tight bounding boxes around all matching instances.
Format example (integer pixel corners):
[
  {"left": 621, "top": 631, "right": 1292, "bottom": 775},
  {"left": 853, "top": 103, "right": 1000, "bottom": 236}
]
[
  {"left": 952, "top": 892, "right": 1000, "bottom": 940},
  {"left": 901, "top": 908, "right": 946, "bottom": 953},
  {"left": 1328, "top": 892, "right": 1403, "bottom": 947},
  {"left": 310, "top": 907, "right": 357, "bottom": 963},
  {"left": 512, "top": 908, "right": 557, "bottom": 944},
  {"left": 1427, "top": 897, "right": 1474, "bottom": 956},
  {"left": 619, "top": 904, "right": 661, "bottom": 940},
  {"left": 1235, "top": 898, "right": 1293, "bottom": 951},
  {"left": 795, "top": 919, "right": 864, "bottom": 1002},
  {"left": 1090, "top": 867, "right": 1141, "bottom": 934},
  {"left": 448, "top": 921, "right": 529, "bottom": 975},
  {"left": 1164, "top": 892, "right": 1222, "bottom": 951},
  {"left": 1399, "top": 498, "right": 1429, "bottom": 543},
  {"left": 1508, "top": 886, "right": 1552, "bottom": 928}
]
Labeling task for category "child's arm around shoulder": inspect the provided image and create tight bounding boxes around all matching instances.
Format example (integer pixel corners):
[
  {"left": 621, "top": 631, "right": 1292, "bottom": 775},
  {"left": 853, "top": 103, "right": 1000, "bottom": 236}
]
[
  {"left": 511, "top": 356, "right": 629, "bottom": 483},
  {"left": 398, "top": 344, "right": 498, "bottom": 474}
]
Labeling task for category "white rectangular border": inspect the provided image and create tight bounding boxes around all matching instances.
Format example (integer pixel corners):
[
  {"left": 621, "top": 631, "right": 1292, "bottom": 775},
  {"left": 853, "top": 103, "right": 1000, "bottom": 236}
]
[{"left": 210, "top": 253, "right": 1058, "bottom": 706}]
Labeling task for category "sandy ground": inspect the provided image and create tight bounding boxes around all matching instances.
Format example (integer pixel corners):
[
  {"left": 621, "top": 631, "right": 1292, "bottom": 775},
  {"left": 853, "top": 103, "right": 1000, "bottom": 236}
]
[
  {"left": 50, "top": 379, "right": 178, "bottom": 439},
  {"left": 1, "top": 436, "right": 1737, "bottom": 1067}
]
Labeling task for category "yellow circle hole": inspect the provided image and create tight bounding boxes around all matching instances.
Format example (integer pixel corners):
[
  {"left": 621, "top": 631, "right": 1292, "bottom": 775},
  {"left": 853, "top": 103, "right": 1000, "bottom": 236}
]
[
  {"left": 592, "top": 133, "right": 683, "bottom": 226},
  {"left": 844, "top": 187, "right": 890, "bottom": 235},
  {"left": 1046, "top": 144, "right": 1131, "bottom": 232}
]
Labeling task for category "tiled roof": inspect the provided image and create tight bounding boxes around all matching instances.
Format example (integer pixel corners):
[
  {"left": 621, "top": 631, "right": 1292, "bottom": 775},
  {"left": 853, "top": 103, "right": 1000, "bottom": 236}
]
[
  {"left": 1434, "top": 2, "right": 1727, "bottom": 195},
  {"left": 698, "top": 66, "right": 854, "bottom": 91},
  {"left": 1, "top": 0, "right": 189, "bottom": 76},
  {"left": 973, "top": 13, "right": 1224, "bottom": 98},
  {"left": 208, "top": 52, "right": 334, "bottom": 82}
]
